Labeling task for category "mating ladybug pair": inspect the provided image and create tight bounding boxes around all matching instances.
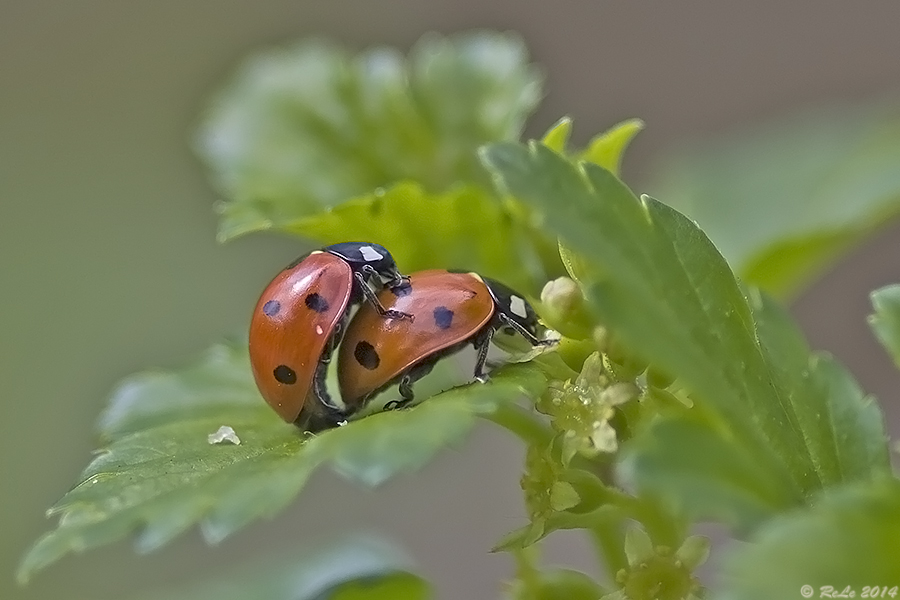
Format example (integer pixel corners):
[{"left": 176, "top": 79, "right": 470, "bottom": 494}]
[{"left": 249, "top": 242, "right": 549, "bottom": 431}]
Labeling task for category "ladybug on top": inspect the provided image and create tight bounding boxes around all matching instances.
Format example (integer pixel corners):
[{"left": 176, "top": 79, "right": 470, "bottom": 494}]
[
  {"left": 249, "top": 242, "right": 552, "bottom": 431},
  {"left": 248, "top": 242, "right": 411, "bottom": 431}
]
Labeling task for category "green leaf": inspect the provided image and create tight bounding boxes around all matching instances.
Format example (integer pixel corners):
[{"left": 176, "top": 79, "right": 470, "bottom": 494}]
[
  {"left": 549, "top": 482, "right": 581, "bottom": 512},
  {"left": 579, "top": 118, "right": 644, "bottom": 176},
  {"left": 749, "top": 289, "right": 889, "bottom": 483},
  {"left": 18, "top": 342, "right": 547, "bottom": 582},
  {"left": 869, "top": 284, "right": 900, "bottom": 368},
  {"left": 554, "top": 117, "right": 645, "bottom": 306},
  {"left": 327, "top": 573, "right": 431, "bottom": 600},
  {"left": 541, "top": 117, "right": 573, "bottom": 153},
  {"left": 739, "top": 229, "right": 858, "bottom": 299},
  {"left": 507, "top": 544, "right": 607, "bottom": 600},
  {"left": 284, "top": 182, "right": 558, "bottom": 295},
  {"left": 133, "top": 534, "right": 431, "bottom": 600},
  {"left": 195, "top": 31, "right": 543, "bottom": 241},
  {"left": 540, "top": 117, "right": 643, "bottom": 176},
  {"left": 650, "top": 102, "right": 900, "bottom": 299},
  {"left": 481, "top": 142, "right": 889, "bottom": 530},
  {"left": 509, "top": 568, "right": 606, "bottom": 600},
  {"left": 493, "top": 504, "right": 619, "bottom": 554},
  {"left": 619, "top": 416, "right": 802, "bottom": 530},
  {"left": 496, "top": 467, "right": 632, "bottom": 553},
  {"left": 623, "top": 291, "right": 888, "bottom": 530},
  {"left": 716, "top": 477, "right": 900, "bottom": 600}
]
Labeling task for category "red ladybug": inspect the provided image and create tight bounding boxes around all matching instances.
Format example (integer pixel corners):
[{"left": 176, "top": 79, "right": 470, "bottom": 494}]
[
  {"left": 249, "top": 242, "right": 409, "bottom": 431},
  {"left": 337, "top": 269, "right": 549, "bottom": 412}
]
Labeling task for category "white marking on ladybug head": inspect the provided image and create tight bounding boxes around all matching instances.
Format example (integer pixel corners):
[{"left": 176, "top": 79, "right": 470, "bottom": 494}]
[
  {"left": 510, "top": 295, "right": 528, "bottom": 319},
  {"left": 359, "top": 245, "right": 384, "bottom": 262},
  {"left": 315, "top": 325, "right": 324, "bottom": 335}
]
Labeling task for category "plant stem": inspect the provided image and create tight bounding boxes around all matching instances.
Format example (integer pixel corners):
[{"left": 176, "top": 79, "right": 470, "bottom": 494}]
[
  {"left": 590, "top": 514, "right": 628, "bottom": 583},
  {"left": 485, "top": 403, "right": 555, "bottom": 447}
]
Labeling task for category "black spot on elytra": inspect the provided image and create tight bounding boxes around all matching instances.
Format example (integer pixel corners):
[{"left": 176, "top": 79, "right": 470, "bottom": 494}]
[
  {"left": 390, "top": 281, "right": 412, "bottom": 297},
  {"left": 273, "top": 365, "right": 297, "bottom": 384},
  {"left": 354, "top": 341, "right": 380, "bottom": 370},
  {"left": 262, "top": 300, "right": 281, "bottom": 316},
  {"left": 305, "top": 292, "right": 330, "bottom": 313},
  {"left": 433, "top": 306, "right": 454, "bottom": 329}
]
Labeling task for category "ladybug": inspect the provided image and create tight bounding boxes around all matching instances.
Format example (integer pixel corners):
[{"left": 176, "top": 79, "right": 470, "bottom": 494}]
[
  {"left": 249, "top": 242, "right": 410, "bottom": 431},
  {"left": 337, "top": 269, "right": 550, "bottom": 413}
]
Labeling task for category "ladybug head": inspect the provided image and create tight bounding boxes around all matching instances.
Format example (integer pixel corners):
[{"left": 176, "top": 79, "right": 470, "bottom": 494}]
[
  {"left": 483, "top": 277, "right": 540, "bottom": 338},
  {"left": 325, "top": 242, "right": 405, "bottom": 286}
]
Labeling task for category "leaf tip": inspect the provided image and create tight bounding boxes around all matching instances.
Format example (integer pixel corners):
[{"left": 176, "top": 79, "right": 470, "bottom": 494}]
[
  {"left": 541, "top": 116, "right": 574, "bottom": 152},
  {"left": 16, "top": 533, "right": 62, "bottom": 586}
]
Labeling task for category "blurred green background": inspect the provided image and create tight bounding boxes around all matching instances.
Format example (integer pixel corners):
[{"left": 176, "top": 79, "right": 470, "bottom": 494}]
[{"left": 4, "top": 2, "right": 900, "bottom": 598}]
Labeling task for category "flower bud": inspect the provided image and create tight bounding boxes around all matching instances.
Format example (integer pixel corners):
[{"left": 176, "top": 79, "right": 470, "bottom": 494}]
[{"left": 539, "top": 277, "right": 593, "bottom": 339}]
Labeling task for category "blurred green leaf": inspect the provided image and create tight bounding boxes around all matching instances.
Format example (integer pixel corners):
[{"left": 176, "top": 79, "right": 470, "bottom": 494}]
[
  {"left": 195, "top": 31, "right": 542, "bottom": 241},
  {"left": 740, "top": 228, "right": 857, "bottom": 298},
  {"left": 508, "top": 568, "right": 606, "bottom": 600},
  {"left": 284, "top": 181, "right": 558, "bottom": 296},
  {"left": 869, "top": 284, "right": 900, "bottom": 368},
  {"left": 327, "top": 573, "right": 431, "bottom": 600},
  {"left": 506, "top": 544, "right": 607, "bottom": 600},
  {"left": 481, "top": 142, "right": 889, "bottom": 530},
  {"left": 716, "top": 478, "right": 900, "bottom": 600},
  {"left": 539, "top": 117, "right": 643, "bottom": 177},
  {"left": 18, "top": 342, "right": 547, "bottom": 582},
  {"left": 579, "top": 118, "right": 644, "bottom": 175},
  {"left": 650, "top": 103, "right": 900, "bottom": 299},
  {"left": 540, "top": 117, "right": 573, "bottom": 153},
  {"left": 133, "top": 534, "right": 430, "bottom": 600}
]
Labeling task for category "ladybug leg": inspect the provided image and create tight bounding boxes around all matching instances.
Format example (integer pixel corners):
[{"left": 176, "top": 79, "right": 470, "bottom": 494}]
[
  {"left": 496, "top": 312, "right": 553, "bottom": 346},
  {"left": 354, "top": 270, "right": 414, "bottom": 321},
  {"left": 386, "top": 360, "right": 436, "bottom": 410},
  {"left": 398, "top": 374, "right": 417, "bottom": 403},
  {"left": 297, "top": 403, "right": 347, "bottom": 433},
  {"left": 296, "top": 364, "right": 348, "bottom": 432},
  {"left": 473, "top": 328, "right": 495, "bottom": 383},
  {"left": 311, "top": 362, "right": 342, "bottom": 411}
]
